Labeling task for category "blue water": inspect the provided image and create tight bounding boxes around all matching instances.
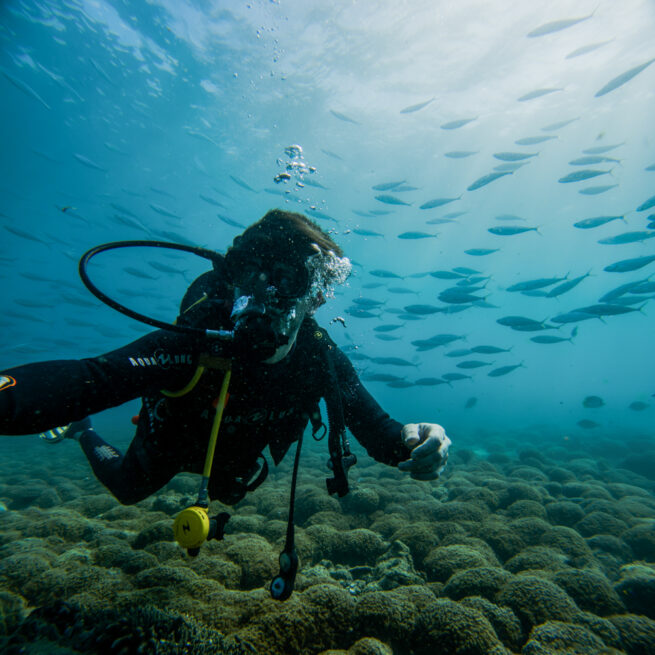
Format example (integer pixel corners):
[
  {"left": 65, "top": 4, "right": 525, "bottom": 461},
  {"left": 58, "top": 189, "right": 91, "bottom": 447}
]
[{"left": 1, "top": 0, "right": 654, "bottom": 446}]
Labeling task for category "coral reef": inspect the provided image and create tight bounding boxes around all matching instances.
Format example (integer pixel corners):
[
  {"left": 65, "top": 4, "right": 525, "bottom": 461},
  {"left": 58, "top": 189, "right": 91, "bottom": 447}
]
[{"left": 1, "top": 430, "right": 654, "bottom": 654}]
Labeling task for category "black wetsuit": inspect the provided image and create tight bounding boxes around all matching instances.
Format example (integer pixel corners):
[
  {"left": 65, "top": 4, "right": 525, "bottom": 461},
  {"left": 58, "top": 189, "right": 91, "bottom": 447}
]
[{"left": 0, "top": 270, "right": 409, "bottom": 505}]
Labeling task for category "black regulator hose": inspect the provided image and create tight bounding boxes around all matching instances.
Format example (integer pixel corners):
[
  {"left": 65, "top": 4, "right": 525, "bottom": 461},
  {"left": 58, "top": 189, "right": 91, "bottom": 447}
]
[{"left": 78, "top": 240, "right": 227, "bottom": 336}]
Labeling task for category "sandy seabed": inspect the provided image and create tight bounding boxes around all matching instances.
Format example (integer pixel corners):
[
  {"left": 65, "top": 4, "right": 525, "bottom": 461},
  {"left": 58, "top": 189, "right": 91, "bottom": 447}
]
[{"left": 0, "top": 429, "right": 654, "bottom": 655}]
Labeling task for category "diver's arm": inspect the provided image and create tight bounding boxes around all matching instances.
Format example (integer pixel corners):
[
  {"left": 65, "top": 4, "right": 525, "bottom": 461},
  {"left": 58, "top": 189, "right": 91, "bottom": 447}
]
[
  {"left": 333, "top": 348, "right": 411, "bottom": 465},
  {"left": 0, "top": 329, "right": 204, "bottom": 435}
]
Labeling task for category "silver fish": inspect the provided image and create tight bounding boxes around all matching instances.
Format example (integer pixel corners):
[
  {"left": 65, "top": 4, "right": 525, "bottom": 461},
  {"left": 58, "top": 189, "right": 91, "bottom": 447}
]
[
  {"left": 441, "top": 117, "right": 477, "bottom": 130},
  {"left": 400, "top": 97, "right": 434, "bottom": 114},
  {"left": 637, "top": 194, "right": 655, "bottom": 212},
  {"left": 0, "top": 67, "right": 50, "bottom": 109},
  {"left": 541, "top": 117, "right": 579, "bottom": 131},
  {"left": 444, "top": 151, "right": 478, "bottom": 158},
  {"left": 546, "top": 273, "right": 590, "bottom": 297},
  {"left": 375, "top": 195, "right": 411, "bottom": 206},
  {"left": 488, "top": 226, "right": 538, "bottom": 236},
  {"left": 199, "top": 194, "right": 225, "bottom": 207},
  {"left": 595, "top": 58, "right": 655, "bottom": 97},
  {"left": 578, "top": 185, "right": 618, "bottom": 195},
  {"left": 370, "top": 356, "right": 417, "bottom": 367},
  {"left": 465, "top": 248, "right": 499, "bottom": 256},
  {"left": 527, "top": 13, "right": 594, "bottom": 38},
  {"left": 583, "top": 144, "right": 623, "bottom": 154},
  {"left": 229, "top": 175, "right": 257, "bottom": 192},
  {"left": 598, "top": 231, "right": 655, "bottom": 245},
  {"left": 217, "top": 214, "right": 246, "bottom": 228},
  {"left": 493, "top": 152, "right": 538, "bottom": 162},
  {"left": 488, "top": 364, "right": 523, "bottom": 377},
  {"left": 565, "top": 41, "right": 611, "bottom": 59},
  {"left": 569, "top": 156, "right": 620, "bottom": 166},
  {"left": 73, "top": 153, "right": 107, "bottom": 172},
  {"left": 603, "top": 255, "right": 655, "bottom": 273},
  {"left": 398, "top": 231, "right": 436, "bottom": 239},
  {"left": 457, "top": 360, "right": 491, "bottom": 369},
  {"left": 507, "top": 277, "right": 566, "bottom": 292},
  {"left": 330, "top": 109, "right": 359, "bottom": 124},
  {"left": 530, "top": 335, "right": 573, "bottom": 344},
  {"left": 518, "top": 88, "right": 561, "bottom": 102},
  {"left": 515, "top": 136, "right": 557, "bottom": 145},
  {"left": 576, "top": 303, "right": 641, "bottom": 316},
  {"left": 467, "top": 171, "right": 512, "bottom": 191},
  {"left": 558, "top": 169, "right": 610, "bottom": 183},
  {"left": 353, "top": 229, "right": 383, "bottom": 237},
  {"left": 573, "top": 215, "right": 624, "bottom": 229},
  {"left": 420, "top": 196, "right": 460, "bottom": 209},
  {"left": 372, "top": 181, "right": 405, "bottom": 191},
  {"left": 403, "top": 304, "right": 443, "bottom": 315},
  {"left": 370, "top": 269, "right": 402, "bottom": 279}
]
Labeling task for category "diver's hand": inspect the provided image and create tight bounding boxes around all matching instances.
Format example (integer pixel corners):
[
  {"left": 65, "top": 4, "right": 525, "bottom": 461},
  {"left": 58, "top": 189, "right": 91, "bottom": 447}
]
[{"left": 398, "top": 423, "right": 451, "bottom": 481}]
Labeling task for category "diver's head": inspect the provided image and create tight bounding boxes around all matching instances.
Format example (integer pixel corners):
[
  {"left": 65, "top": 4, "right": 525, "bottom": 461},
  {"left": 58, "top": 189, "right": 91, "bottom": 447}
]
[{"left": 225, "top": 209, "right": 351, "bottom": 363}]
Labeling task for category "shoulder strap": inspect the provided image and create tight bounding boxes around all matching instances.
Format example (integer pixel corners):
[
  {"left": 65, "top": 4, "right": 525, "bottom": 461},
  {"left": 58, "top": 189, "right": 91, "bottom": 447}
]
[{"left": 304, "top": 320, "right": 357, "bottom": 497}]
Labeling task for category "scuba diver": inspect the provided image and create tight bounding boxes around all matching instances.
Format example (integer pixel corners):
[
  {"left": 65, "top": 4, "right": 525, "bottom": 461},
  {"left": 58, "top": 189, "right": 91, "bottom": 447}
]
[{"left": 0, "top": 209, "right": 451, "bottom": 599}]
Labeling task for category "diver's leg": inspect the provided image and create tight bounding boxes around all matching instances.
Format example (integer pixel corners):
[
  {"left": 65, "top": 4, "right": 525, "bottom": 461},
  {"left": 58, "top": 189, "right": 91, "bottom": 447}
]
[{"left": 78, "top": 426, "right": 176, "bottom": 505}]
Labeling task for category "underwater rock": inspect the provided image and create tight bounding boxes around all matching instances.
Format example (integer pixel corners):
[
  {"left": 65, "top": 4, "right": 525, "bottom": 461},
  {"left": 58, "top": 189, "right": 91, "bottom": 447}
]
[
  {"left": 546, "top": 500, "right": 586, "bottom": 526},
  {"left": 576, "top": 511, "right": 630, "bottom": 538},
  {"left": 609, "top": 613, "right": 655, "bottom": 655},
  {"left": 451, "top": 486, "right": 501, "bottom": 510},
  {"left": 413, "top": 598, "right": 509, "bottom": 655},
  {"left": 33, "top": 487, "right": 62, "bottom": 509},
  {"left": 522, "top": 620, "right": 616, "bottom": 655},
  {"left": 0, "top": 552, "right": 52, "bottom": 598},
  {"left": 504, "top": 546, "right": 571, "bottom": 574},
  {"left": 390, "top": 522, "right": 438, "bottom": 566},
  {"left": 306, "top": 526, "right": 388, "bottom": 567},
  {"left": 495, "top": 575, "right": 580, "bottom": 633},
  {"left": 340, "top": 486, "right": 381, "bottom": 515},
  {"left": 0, "top": 590, "right": 28, "bottom": 636},
  {"left": 132, "top": 519, "right": 176, "bottom": 549},
  {"left": 423, "top": 544, "right": 499, "bottom": 582},
  {"left": 367, "top": 540, "right": 424, "bottom": 590},
  {"left": 152, "top": 493, "right": 189, "bottom": 516},
  {"left": 65, "top": 493, "right": 118, "bottom": 517},
  {"left": 505, "top": 499, "right": 547, "bottom": 520},
  {"left": 95, "top": 542, "right": 158, "bottom": 574},
  {"left": 615, "top": 564, "right": 655, "bottom": 619},
  {"left": 349, "top": 638, "right": 393, "bottom": 654},
  {"left": 236, "top": 584, "right": 356, "bottom": 654},
  {"left": 460, "top": 595, "right": 524, "bottom": 652},
  {"left": 224, "top": 535, "right": 278, "bottom": 589},
  {"left": 540, "top": 525, "right": 597, "bottom": 567},
  {"left": 562, "top": 482, "right": 589, "bottom": 498},
  {"left": 622, "top": 523, "right": 655, "bottom": 560},
  {"left": 432, "top": 500, "right": 489, "bottom": 523},
  {"left": 368, "top": 514, "right": 408, "bottom": 538},
  {"left": 586, "top": 534, "right": 634, "bottom": 560},
  {"left": 133, "top": 565, "right": 202, "bottom": 594},
  {"left": 295, "top": 488, "right": 341, "bottom": 526},
  {"left": 498, "top": 482, "right": 544, "bottom": 508},
  {"left": 509, "top": 517, "right": 552, "bottom": 545},
  {"left": 553, "top": 569, "right": 625, "bottom": 616},
  {"left": 355, "top": 590, "right": 418, "bottom": 648},
  {"left": 24, "top": 508, "right": 95, "bottom": 542},
  {"left": 442, "top": 566, "right": 513, "bottom": 601},
  {"left": 8, "top": 599, "right": 251, "bottom": 654},
  {"left": 478, "top": 519, "right": 526, "bottom": 562}
]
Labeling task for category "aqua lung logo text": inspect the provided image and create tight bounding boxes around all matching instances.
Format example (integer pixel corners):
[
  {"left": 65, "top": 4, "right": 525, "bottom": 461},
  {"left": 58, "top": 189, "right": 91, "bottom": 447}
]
[
  {"left": 200, "top": 407, "right": 295, "bottom": 423},
  {"left": 128, "top": 351, "right": 192, "bottom": 368}
]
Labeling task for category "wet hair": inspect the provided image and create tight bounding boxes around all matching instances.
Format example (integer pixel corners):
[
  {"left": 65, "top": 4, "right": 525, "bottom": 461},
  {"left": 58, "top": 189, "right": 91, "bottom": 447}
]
[{"left": 227, "top": 209, "right": 344, "bottom": 261}]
